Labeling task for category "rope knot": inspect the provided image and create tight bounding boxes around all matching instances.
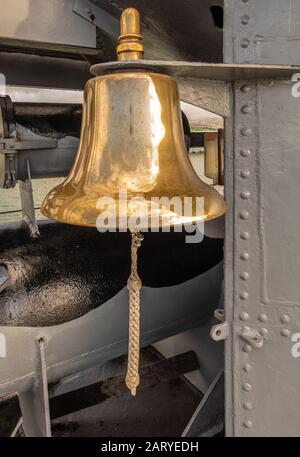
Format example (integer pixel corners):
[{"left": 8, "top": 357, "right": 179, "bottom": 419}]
[
  {"left": 127, "top": 277, "right": 142, "bottom": 291},
  {"left": 132, "top": 232, "right": 144, "bottom": 248}
]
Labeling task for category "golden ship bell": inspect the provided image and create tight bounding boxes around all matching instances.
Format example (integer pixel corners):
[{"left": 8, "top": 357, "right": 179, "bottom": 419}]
[
  {"left": 41, "top": 8, "right": 225, "bottom": 228},
  {"left": 42, "top": 8, "right": 226, "bottom": 396}
]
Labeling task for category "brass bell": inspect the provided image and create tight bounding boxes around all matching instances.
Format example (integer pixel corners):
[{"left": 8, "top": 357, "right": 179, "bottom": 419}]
[
  {"left": 41, "top": 7, "right": 226, "bottom": 397},
  {"left": 41, "top": 9, "right": 225, "bottom": 229}
]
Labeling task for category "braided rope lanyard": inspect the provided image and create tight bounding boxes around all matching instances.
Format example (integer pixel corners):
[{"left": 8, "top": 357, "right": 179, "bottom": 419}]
[{"left": 125, "top": 231, "right": 144, "bottom": 396}]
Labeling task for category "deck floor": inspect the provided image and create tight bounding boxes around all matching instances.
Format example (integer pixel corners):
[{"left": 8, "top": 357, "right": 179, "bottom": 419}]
[{"left": 0, "top": 347, "right": 202, "bottom": 437}]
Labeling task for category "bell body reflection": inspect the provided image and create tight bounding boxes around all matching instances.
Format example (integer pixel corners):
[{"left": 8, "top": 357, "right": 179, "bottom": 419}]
[{"left": 42, "top": 71, "right": 226, "bottom": 228}]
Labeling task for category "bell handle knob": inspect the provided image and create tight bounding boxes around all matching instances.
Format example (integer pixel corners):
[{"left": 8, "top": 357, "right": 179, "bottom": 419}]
[{"left": 117, "top": 8, "right": 144, "bottom": 61}]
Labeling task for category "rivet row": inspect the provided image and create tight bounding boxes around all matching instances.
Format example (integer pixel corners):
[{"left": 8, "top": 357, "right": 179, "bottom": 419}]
[{"left": 239, "top": 30, "right": 254, "bottom": 430}]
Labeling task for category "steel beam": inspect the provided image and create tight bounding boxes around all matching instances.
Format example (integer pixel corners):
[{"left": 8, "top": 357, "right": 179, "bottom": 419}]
[
  {"left": 224, "top": 0, "right": 300, "bottom": 437},
  {"left": 73, "top": 0, "right": 119, "bottom": 39}
]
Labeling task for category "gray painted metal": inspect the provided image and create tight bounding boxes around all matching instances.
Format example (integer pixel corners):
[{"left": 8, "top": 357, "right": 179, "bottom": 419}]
[
  {"left": 19, "top": 338, "right": 51, "bottom": 437},
  {"left": 0, "top": 0, "right": 224, "bottom": 89},
  {"left": 91, "top": 60, "right": 300, "bottom": 81},
  {"left": 0, "top": 37, "right": 102, "bottom": 59},
  {"left": 177, "top": 78, "right": 229, "bottom": 118},
  {"left": 0, "top": 0, "right": 96, "bottom": 50},
  {"left": 0, "top": 53, "right": 91, "bottom": 90},
  {"left": 0, "top": 145, "right": 77, "bottom": 186},
  {"left": 182, "top": 370, "right": 224, "bottom": 437},
  {"left": 91, "top": 61, "right": 300, "bottom": 118},
  {"left": 0, "top": 265, "right": 10, "bottom": 293},
  {"left": 224, "top": 0, "right": 300, "bottom": 66},
  {"left": 0, "top": 261, "right": 223, "bottom": 436},
  {"left": 18, "top": 144, "right": 78, "bottom": 181},
  {"left": 73, "top": 0, "right": 119, "bottom": 39},
  {"left": 0, "top": 139, "right": 57, "bottom": 151},
  {"left": 10, "top": 417, "right": 23, "bottom": 437},
  {"left": 223, "top": 0, "right": 300, "bottom": 437},
  {"left": 211, "top": 309, "right": 229, "bottom": 342},
  {"left": 18, "top": 161, "right": 39, "bottom": 237},
  {"left": 0, "top": 133, "right": 78, "bottom": 188}
]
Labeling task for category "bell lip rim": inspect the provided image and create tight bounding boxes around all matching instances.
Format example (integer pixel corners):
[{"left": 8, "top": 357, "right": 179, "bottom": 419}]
[{"left": 40, "top": 207, "right": 226, "bottom": 230}]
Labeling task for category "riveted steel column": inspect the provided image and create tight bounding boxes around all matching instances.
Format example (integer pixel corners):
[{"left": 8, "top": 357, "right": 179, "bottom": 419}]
[{"left": 224, "top": 0, "right": 300, "bottom": 436}]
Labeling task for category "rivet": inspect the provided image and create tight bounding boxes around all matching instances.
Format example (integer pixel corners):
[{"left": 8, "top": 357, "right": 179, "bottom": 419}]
[
  {"left": 240, "top": 38, "right": 250, "bottom": 48},
  {"left": 240, "top": 291, "right": 249, "bottom": 301},
  {"left": 241, "top": 15, "right": 250, "bottom": 25},
  {"left": 243, "top": 363, "right": 252, "bottom": 373},
  {"left": 240, "top": 312, "right": 250, "bottom": 321},
  {"left": 243, "top": 344, "right": 252, "bottom": 353},
  {"left": 241, "top": 191, "right": 251, "bottom": 200},
  {"left": 258, "top": 313, "right": 268, "bottom": 323},
  {"left": 240, "top": 210, "right": 249, "bottom": 220},
  {"left": 241, "top": 105, "right": 252, "bottom": 114},
  {"left": 280, "top": 315, "right": 290, "bottom": 324},
  {"left": 243, "top": 383, "right": 252, "bottom": 392},
  {"left": 281, "top": 328, "right": 291, "bottom": 338},
  {"left": 260, "top": 328, "right": 269, "bottom": 338},
  {"left": 240, "top": 84, "right": 251, "bottom": 93},
  {"left": 241, "top": 128, "right": 252, "bottom": 136},
  {"left": 241, "top": 252, "right": 250, "bottom": 261},
  {"left": 241, "top": 231, "right": 250, "bottom": 240},
  {"left": 243, "top": 420, "right": 253, "bottom": 429},
  {"left": 240, "top": 272, "right": 249, "bottom": 280},
  {"left": 241, "top": 170, "right": 250, "bottom": 178},
  {"left": 240, "top": 149, "right": 251, "bottom": 157},
  {"left": 243, "top": 401, "right": 252, "bottom": 411}
]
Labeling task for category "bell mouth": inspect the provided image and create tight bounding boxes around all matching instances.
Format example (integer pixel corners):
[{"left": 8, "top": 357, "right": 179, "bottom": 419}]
[{"left": 41, "top": 182, "right": 226, "bottom": 231}]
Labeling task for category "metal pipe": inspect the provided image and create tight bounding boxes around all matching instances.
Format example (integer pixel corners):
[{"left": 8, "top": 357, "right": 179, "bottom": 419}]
[
  {"left": 1, "top": 99, "right": 191, "bottom": 187},
  {"left": 14, "top": 103, "right": 82, "bottom": 138}
]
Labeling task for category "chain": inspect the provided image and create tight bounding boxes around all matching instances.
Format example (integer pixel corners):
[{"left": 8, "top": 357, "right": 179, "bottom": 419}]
[{"left": 125, "top": 231, "right": 144, "bottom": 396}]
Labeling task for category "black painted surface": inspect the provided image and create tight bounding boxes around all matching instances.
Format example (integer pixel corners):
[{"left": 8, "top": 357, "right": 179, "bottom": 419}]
[
  {"left": 95, "top": 0, "right": 224, "bottom": 63},
  {"left": 0, "top": 220, "right": 223, "bottom": 327},
  {"left": 14, "top": 103, "right": 82, "bottom": 139}
]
